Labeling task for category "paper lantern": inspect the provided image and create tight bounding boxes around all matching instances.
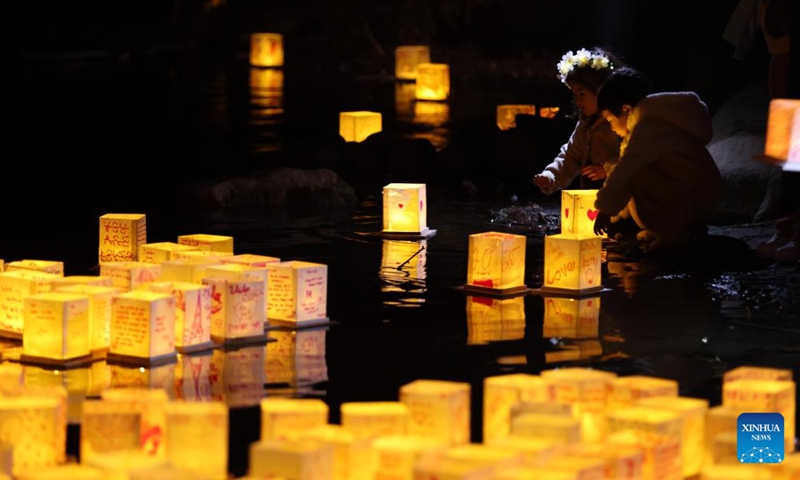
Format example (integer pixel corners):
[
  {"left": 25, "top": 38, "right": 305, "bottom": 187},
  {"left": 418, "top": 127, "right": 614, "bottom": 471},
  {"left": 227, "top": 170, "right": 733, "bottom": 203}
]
[
  {"left": 371, "top": 436, "right": 446, "bottom": 480},
  {"left": 704, "top": 406, "right": 739, "bottom": 466},
  {"left": 54, "top": 285, "right": 119, "bottom": 354},
  {"left": 108, "top": 362, "right": 175, "bottom": 393},
  {"left": 160, "top": 258, "right": 224, "bottom": 284},
  {"left": 561, "top": 190, "right": 601, "bottom": 236},
  {"left": 5, "top": 260, "right": 64, "bottom": 276},
  {"left": 99, "top": 262, "right": 161, "bottom": 292},
  {"left": 260, "top": 398, "right": 329, "bottom": 441},
  {"left": 339, "top": 111, "right": 382, "bottom": 143},
  {"left": 16, "top": 465, "right": 104, "bottom": 480},
  {"left": 0, "top": 259, "right": 4, "bottom": 272},
  {"left": 165, "top": 401, "right": 228, "bottom": 480},
  {"left": 606, "top": 429, "right": 682, "bottom": 480},
  {"left": 49, "top": 276, "right": 113, "bottom": 289},
  {"left": 542, "top": 296, "right": 600, "bottom": 339},
  {"left": 109, "top": 290, "right": 176, "bottom": 364},
  {"left": 542, "top": 233, "right": 603, "bottom": 293},
  {"left": 465, "top": 296, "right": 525, "bottom": 345},
  {"left": 413, "top": 100, "right": 450, "bottom": 127},
  {"left": 297, "top": 425, "right": 375, "bottom": 480},
  {"left": 483, "top": 436, "right": 558, "bottom": 466},
  {"left": 482, "top": 374, "right": 548, "bottom": 443},
  {"left": 221, "top": 254, "right": 281, "bottom": 268},
  {"left": 98, "top": 214, "right": 146, "bottom": 264},
  {"left": 0, "top": 395, "right": 62, "bottom": 475},
  {"left": 265, "top": 261, "right": 327, "bottom": 328},
  {"left": 395, "top": 45, "right": 430, "bottom": 80},
  {"left": 399, "top": 379, "right": 470, "bottom": 446},
  {"left": 249, "top": 439, "right": 333, "bottom": 479},
  {"left": 415, "top": 63, "right": 449, "bottom": 101},
  {"left": 340, "top": 401, "right": 410, "bottom": 440},
  {"left": 496, "top": 105, "right": 536, "bottom": 131},
  {"left": 172, "top": 251, "right": 234, "bottom": 261},
  {"left": 431, "top": 444, "right": 526, "bottom": 476},
  {"left": 21, "top": 292, "right": 91, "bottom": 365},
  {"left": 762, "top": 98, "right": 800, "bottom": 165},
  {"left": 0, "top": 270, "right": 58, "bottom": 338},
  {"left": 723, "top": 365, "right": 793, "bottom": 383},
  {"left": 564, "top": 443, "right": 643, "bottom": 480},
  {"left": 80, "top": 399, "right": 142, "bottom": 464},
  {"left": 540, "top": 367, "right": 617, "bottom": 442},
  {"left": 265, "top": 329, "right": 328, "bottom": 390},
  {"left": 177, "top": 234, "right": 234, "bottom": 253},
  {"left": 723, "top": 379, "right": 796, "bottom": 453},
  {"left": 382, "top": 183, "right": 433, "bottom": 236},
  {"left": 210, "top": 345, "right": 265, "bottom": 408},
  {"left": 138, "top": 243, "right": 198, "bottom": 264},
  {"left": 511, "top": 412, "right": 582, "bottom": 445},
  {"left": 638, "top": 396, "right": 708, "bottom": 477},
  {"left": 101, "top": 388, "right": 169, "bottom": 457},
  {"left": 174, "top": 352, "right": 211, "bottom": 401},
  {"left": 607, "top": 375, "right": 679, "bottom": 411},
  {"left": 250, "top": 33, "right": 284, "bottom": 68},
  {"left": 539, "top": 106, "right": 560, "bottom": 119},
  {"left": 202, "top": 275, "right": 265, "bottom": 343},
  {"left": 205, "top": 264, "right": 268, "bottom": 326},
  {"left": 466, "top": 232, "right": 527, "bottom": 293},
  {"left": 148, "top": 282, "right": 213, "bottom": 353}
]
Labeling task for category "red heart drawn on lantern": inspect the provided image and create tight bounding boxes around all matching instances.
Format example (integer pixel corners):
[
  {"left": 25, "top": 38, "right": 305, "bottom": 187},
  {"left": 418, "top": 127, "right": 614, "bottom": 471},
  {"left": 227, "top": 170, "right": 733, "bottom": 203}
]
[
  {"left": 587, "top": 209, "right": 599, "bottom": 220},
  {"left": 565, "top": 208, "right": 569, "bottom": 218},
  {"left": 398, "top": 203, "right": 404, "bottom": 209},
  {"left": 419, "top": 200, "right": 423, "bottom": 210}
]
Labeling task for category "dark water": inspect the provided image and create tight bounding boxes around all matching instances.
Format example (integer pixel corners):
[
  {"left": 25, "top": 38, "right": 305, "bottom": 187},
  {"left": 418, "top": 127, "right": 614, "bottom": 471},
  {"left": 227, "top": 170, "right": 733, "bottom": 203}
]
[{"left": 4, "top": 53, "right": 800, "bottom": 477}]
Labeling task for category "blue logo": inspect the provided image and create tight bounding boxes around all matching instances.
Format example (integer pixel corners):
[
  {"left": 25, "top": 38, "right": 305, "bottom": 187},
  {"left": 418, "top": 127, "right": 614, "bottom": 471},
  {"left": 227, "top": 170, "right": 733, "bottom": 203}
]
[{"left": 738, "top": 412, "right": 784, "bottom": 464}]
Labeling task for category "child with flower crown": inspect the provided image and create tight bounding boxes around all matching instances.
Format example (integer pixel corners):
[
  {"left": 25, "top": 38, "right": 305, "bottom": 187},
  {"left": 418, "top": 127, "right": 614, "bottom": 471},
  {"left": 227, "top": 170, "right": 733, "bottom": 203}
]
[{"left": 533, "top": 47, "right": 623, "bottom": 194}]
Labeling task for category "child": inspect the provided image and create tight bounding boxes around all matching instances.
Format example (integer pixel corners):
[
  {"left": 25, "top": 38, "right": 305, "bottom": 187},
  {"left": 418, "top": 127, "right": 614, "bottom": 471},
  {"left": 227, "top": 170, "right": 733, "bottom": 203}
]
[
  {"left": 592, "top": 67, "right": 722, "bottom": 252},
  {"left": 533, "top": 47, "right": 623, "bottom": 195}
]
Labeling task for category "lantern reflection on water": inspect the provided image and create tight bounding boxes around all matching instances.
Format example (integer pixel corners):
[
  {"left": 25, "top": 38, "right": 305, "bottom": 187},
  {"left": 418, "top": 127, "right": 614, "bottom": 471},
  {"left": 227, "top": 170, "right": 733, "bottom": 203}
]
[
  {"left": 249, "top": 68, "right": 284, "bottom": 154},
  {"left": 265, "top": 328, "right": 327, "bottom": 395},
  {"left": 465, "top": 296, "right": 525, "bottom": 345},
  {"left": 395, "top": 82, "right": 416, "bottom": 119},
  {"left": 379, "top": 240, "right": 427, "bottom": 308},
  {"left": 22, "top": 364, "right": 90, "bottom": 425},
  {"left": 413, "top": 100, "right": 449, "bottom": 127},
  {"left": 542, "top": 296, "right": 600, "bottom": 339},
  {"left": 395, "top": 45, "right": 430, "bottom": 81},
  {"left": 496, "top": 105, "right": 536, "bottom": 131},
  {"left": 165, "top": 401, "right": 228, "bottom": 480},
  {"left": 210, "top": 345, "right": 265, "bottom": 408},
  {"left": 249, "top": 33, "right": 284, "bottom": 68},
  {"left": 108, "top": 362, "right": 176, "bottom": 396},
  {"left": 174, "top": 352, "right": 211, "bottom": 401}
]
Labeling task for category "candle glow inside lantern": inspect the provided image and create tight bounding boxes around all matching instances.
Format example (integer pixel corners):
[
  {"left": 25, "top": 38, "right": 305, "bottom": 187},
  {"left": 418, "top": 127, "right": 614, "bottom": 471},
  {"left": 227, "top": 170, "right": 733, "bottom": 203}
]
[
  {"left": 382, "top": 183, "right": 435, "bottom": 237},
  {"left": 202, "top": 275, "right": 265, "bottom": 343},
  {"left": 265, "top": 329, "right": 328, "bottom": 389},
  {"left": 148, "top": 282, "right": 213, "bottom": 353},
  {"left": 540, "top": 367, "right": 617, "bottom": 442},
  {"left": 0, "top": 270, "right": 58, "bottom": 338},
  {"left": 80, "top": 399, "right": 142, "bottom": 464},
  {"left": 340, "top": 401, "right": 410, "bottom": 441},
  {"left": 399, "top": 379, "right": 471, "bottom": 446},
  {"left": 561, "top": 190, "right": 601, "bottom": 236},
  {"left": 5, "top": 260, "right": 64, "bottom": 276},
  {"left": 496, "top": 105, "right": 536, "bottom": 131},
  {"left": 266, "top": 261, "right": 328, "bottom": 328},
  {"left": 249, "top": 439, "right": 334, "bottom": 480},
  {"left": 177, "top": 234, "right": 234, "bottom": 254},
  {"left": 723, "top": 365, "right": 793, "bottom": 383},
  {"left": 465, "top": 295, "right": 525, "bottom": 345},
  {"left": 415, "top": 63, "right": 449, "bottom": 101},
  {"left": 339, "top": 111, "right": 382, "bottom": 143},
  {"left": 637, "top": 396, "right": 708, "bottom": 478},
  {"left": 260, "top": 398, "right": 329, "bottom": 441},
  {"left": 0, "top": 395, "right": 62, "bottom": 475},
  {"left": 465, "top": 232, "right": 527, "bottom": 294},
  {"left": 138, "top": 242, "right": 198, "bottom": 264},
  {"left": 482, "top": 373, "right": 548, "bottom": 443},
  {"left": 395, "top": 45, "right": 430, "bottom": 80},
  {"left": 99, "top": 213, "right": 146, "bottom": 264},
  {"left": 109, "top": 290, "right": 176, "bottom": 364},
  {"left": 542, "top": 296, "right": 600, "bottom": 339},
  {"left": 54, "top": 284, "right": 119, "bottom": 354},
  {"left": 99, "top": 262, "right": 161, "bottom": 292},
  {"left": 542, "top": 233, "right": 603, "bottom": 293},
  {"left": 165, "top": 401, "right": 228, "bottom": 480},
  {"left": 221, "top": 253, "right": 281, "bottom": 268},
  {"left": 21, "top": 292, "right": 91, "bottom": 366},
  {"left": 723, "top": 379, "right": 796, "bottom": 453},
  {"left": 298, "top": 425, "right": 375, "bottom": 480},
  {"left": 250, "top": 33, "right": 284, "bottom": 68},
  {"left": 205, "top": 264, "right": 269, "bottom": 327},
  {"left": 210, "top": 345, "right": 265, "bottom": 408},
  {"left": 762, "top": 98, "right": 800, "bottom": 166}
]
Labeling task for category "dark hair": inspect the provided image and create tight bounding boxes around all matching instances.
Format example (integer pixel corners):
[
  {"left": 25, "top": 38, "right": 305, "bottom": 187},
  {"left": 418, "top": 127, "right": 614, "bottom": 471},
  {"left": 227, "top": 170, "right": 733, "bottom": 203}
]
[
  {"left": 563, "top": 47, "right": 625, "bottom": 93},
  {"left": 596, "top": 67, "right": 656, "bottom": 117}
]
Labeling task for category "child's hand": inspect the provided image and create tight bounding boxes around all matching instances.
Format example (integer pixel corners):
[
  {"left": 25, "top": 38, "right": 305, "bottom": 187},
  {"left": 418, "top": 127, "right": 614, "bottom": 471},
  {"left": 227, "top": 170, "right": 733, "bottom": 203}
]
[
  {"left": 581, "top": 165, "right": 607, "bottom": 181},
  {"left": 533, "top": 174, "right": 552, "bottom": 188}
]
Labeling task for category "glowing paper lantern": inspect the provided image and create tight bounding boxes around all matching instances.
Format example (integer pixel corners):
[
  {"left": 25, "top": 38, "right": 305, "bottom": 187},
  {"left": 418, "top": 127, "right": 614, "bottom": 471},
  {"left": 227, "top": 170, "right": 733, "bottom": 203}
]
[
  {"left": 638, "top": 396, "right": 708, "bottom": 477},
  {"left": 539, "top": 106, "right": 560, "bottom": 119},
  {"left": 723, "top": 379, "right": 796, "bottom": 453},
  {"left": 249, "top": 439, "right": 333, "bottom": 479},
  {"left": 260, "top": 398, "right": 329, "bottom": 441},
  {"left": 265, "top": 329, "right": 327, "bottom": 389},
  {"left": 561, "top": 190, "right": 601, "bottom": 236},
  {"left": 484, "top": 436, "right": 557, "bottom": 466},
  {"left": 496, "top": 105, "right": 536, "bottom": 131},
  {"left": 148, "top": 282, "right": 213, "bottom": 353},
  {"left": 172, "top": 251, "right": 234, "bottom": 261},
  {"left": 607, "top": 375, "right": 679, "bottom": 411},
  {"left": 465, "top": 296, "right": 525, "bottom": 345},
  {"left": 542, "top": 233, "right": 603, "bottom": 293},
  {"left": 606, "top": 429, "right": 682, "bottom": 480},
  {"left": 298, "top": 425, "right": 375, "bottom": 480},
  {"left": 98, "top": 214, "right": 146, "bottom": 264},
  {"left": 22, "top": 292, "right": 91, "bottom": 365},
  {"left": 0, "top": 270, "right": 58, "bottom": 338},
  {"left": 266, "top": 261, "right": 327, "bottom": 328},
  {"left": 431, "top": 444, "right": 526, "bottom": 476},
  {"left": 339, "top": 111, "right": 382, "bottom": 143},
  {"left": 177, "top": 234, "right": 234, "bottom": 253},
  {"left": 704, "top": 406, "right": 739, "bottom": 466},
  {"left": 80, "top": 399, "right": 142, "bottom": 464},
  {"left": 395, "top": 45, "right": 430, "bottom": 80},
  {"left": 205, "top": 264, "right": 268, "bottom": 325},
  {"left": 101, "top": 388, "right": 169, "bottom": 457},
  {"left": 5, "top": 260, "right": 64, "bottom": 276},
  {"left": 371, "top": 436, "right": 446, "bottom": 480},
  {"left": 482, "top": 374, "right": 548, "bottom": 443},
  {"left": 174, "top": 352, "right": 211, "bottom": 401},
  {"left": 723, "top": 365, "right": 793, "bottom": 383},
  {"left": 109, "top": 290, "right": 176, "bottom": 364},
  {"left": 202, "top": 275, "right": 265, "bottom": 342},
  {"left": 564, "top": 443, "right": 643, "bottom": 480},
  {"left": 399, "top": 379, "right": 470, "bottom": 446},
  {"left": 466, "top": 232, "right": 527, "bottom": 293},
  {"left": 161, "top": 258, "right": 224, "bottom": 284},
  {"left": 165, "top": 401, "right": 228, "bottom": 480},
  {"left": 0, "top": 395, "right": 62, "bottom": 475},
  {"left": 54, "top": 285, "right": 118, "bottom": 354},
  {"left": 138, "top": 243, "right": 198, "bottom": 264},
  {"left": 415, "top": 63, "right": 449, "bottom": 101},
  {"left": 99, "top": 262, "right": 161, "bottom": 292},
  {"left": 762, "top": 98, "right": 800, "bottom": 165},
  {"left": 340, "top": 401, "right": 410, "bottom": 440},
  {"left": 49, "top": 276, "right": 113, "bottom": 289},
  {"left": 511, "top": 413, "right": 581, "bottom": 445},
  {"left": 210, "top": 345, "right": 265, "bottom": 408},
  {"left": 250, "top": 33, "right": 284, "bottom": 68},
  {"left": 221, "top": 254, "right": 281, "bottom": 268},
  {"left": 542, "top": 296, "right": 600, "bottom": 338},
  {"left": 382, "top": 183, "right": 433, "bottom": 237},
  {"left": 540, "top": 367, "right": 617, "bottom": 442}
]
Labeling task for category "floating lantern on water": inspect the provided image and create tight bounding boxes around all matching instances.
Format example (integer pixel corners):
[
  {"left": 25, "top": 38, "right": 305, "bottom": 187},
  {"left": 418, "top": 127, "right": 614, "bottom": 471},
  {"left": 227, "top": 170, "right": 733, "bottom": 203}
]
[
  {"left": 395, "top": 45, "right": 430, "bottom": 81},
  {"left": 511, "top": 411, "right": 581, "bottom": 445},
  {"left": 248, "top": 439, "right": 334, "bottom": 479},
  {"left": 399, "top": 379, "right": 470, "bottom": 446},
  {"left": 381, "top": 183, "right": 435, "bottom": 238},
  {"left": 205, "top": 263, "right": 269, "bottom": 329},
  {"left": 54, "top": 285, "right": 117, "bottom": 355},
  {"left": 250, "top": 33, "right": 284, "bottom": 68},
  {"left": 542, "top": 296, "right": 600, "bottom": 339},
  {"left": 540, "top": 233, "right": 603, "bottom": 294},
  {"left": 260, "top": 397, "right": 329, "bottom": 441},
  {"left": 165, "top": 401, "right": 228, "bottom": 480},
  {"left": 465, "top": 296, "right": 525, "bottom": 345},
  {"left": 98, "top": 214, "right": 146, "bottom": 264},
  {"left": 564, "top": 442, "right": 643, "bottom": 479},
  {"left": 371, "top": 436, "right": 447, "bottom": 480},
  {"left": 266, "top": 261, "right": 328, "bottom": 328},
  {"left": 177, "top": 234, "right": 234, "bottom": 254},
  {"left": 101, "top": 388, "right": 169, "bottom": 458},
  {"left": 21, "top": 292, "right": 91, "bottom": 367},
  {"left": 138, "top": 242, "right": 198, "bottom": 264},
  {"left": 637, "top": 396, "right": 708, "bottom": 478},
  {"left": 540, "top": 367, "right": 617, "bottom": 442},
  {"left": 760, "top": 98, "right": 800, "bottom": 168},
  {"left": 607, "top": 375, "right": 679, "bottom": 412},
  {"left": 340, "top": 401, "right": 410, "bottom": 441},
  {"left": 561, "top": 189, "right": 601, "bottom": 236},
  {"left": 148, "top": 282, "right": 213, "bottom": 353},
  {"left": 496, "top": 105, "right": 536, "bottom": 131},
  {"left": 0, "top": 269, "right": 58, "bottom": 338},
  {"left": 221, "top": 253, "right": 281, "bottom": 268},
  {"left": 723, "top": 365, "right": 793, "bottom": 383},
  {"left": 339, "top": 111, "right": 382, "bottom": 143},
  {"left": 202, "top": 275, "right": 265, "bottom": 344},
  {"left": 5, "top": 260, "right": 64, "bottom": 276},
  {"left": 415, "top": 63, "right": 449, "bottom": 101},
  {"left": 482, "top": 373, "right": 548, "bottom": 443},
  {"left": 464, "top": 231, "right": 527, "bottom": 296},
  {"left": 109, "top": 290, "right": 176, "bottom": 365},
  {"left": 723, "top": 379, "right": 796, "bottom": 453},
  {"left": 99, "top": 262, "right": 161, "bottom": 292}
]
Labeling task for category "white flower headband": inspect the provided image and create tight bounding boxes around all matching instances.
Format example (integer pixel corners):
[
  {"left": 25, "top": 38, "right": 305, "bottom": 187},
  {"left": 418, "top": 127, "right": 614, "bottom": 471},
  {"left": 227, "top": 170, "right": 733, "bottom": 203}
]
[{"left": 556, "top": 48, "right": 613, "bottom": 84}]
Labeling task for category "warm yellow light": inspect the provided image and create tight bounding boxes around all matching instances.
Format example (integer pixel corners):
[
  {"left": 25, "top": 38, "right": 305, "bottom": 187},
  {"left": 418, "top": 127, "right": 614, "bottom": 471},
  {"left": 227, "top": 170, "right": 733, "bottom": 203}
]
[
  {"left": 174, "top": 352, "right": 211, "bottom": 401},
  {"left": 496, "top": 105, "right": 536, "bottom": 131},
  {"left": 205, "top": 264, "right": 269, "bottom": 327},
  {"left": 99, "top": 262, "right": 161, "bottom": 292},
  {"left": 250, "top": 33, "right": 284, "bottom": 68},
  {"left": 606, "top": 406, "right": 683, "bottom": 444},
  {"left": 540, "top": 367, "right": 617, "bottom": 442},
  {"left": 723, "top": 365, "right": 793, "bottom": 383},
  {"left": 80, "top": 399, "right": 142, "bottom": 464},
  {"left": 221, "top": 253, "right": 281, "bottom": 268},
  {"left": 466, "top": 232, "right": 526, "bottom": 291},
  {"left": 160, "top": 258, "right": 224, "bottom": 284},
  {"left": 380, "top": 240, "right": 427, "bottom": 297},
  {"left": 371, "top": 435, "right": 447, "bottom": 480},
  {"left": 699, "top": 464, "right": 774, "bottom": 480},
  {"left": 339, "top": 111, "right": 382, "bottom": 143},
  {"left": 22, "top": 292, "right": 90, "bottom": 362},
  {"left": 395, "top": 45, "right": 430, "bottom": 80},
  {"left": 413, "top": 100, "right": 450, "bottom": 127},
  {"left": 202, "top": 275, "right": 265, "bottom": 341},
  {"left": 265, "top": 261, "right": 328, "bottom": 327},
  {"left": 147, "top": 282, "right": 212, "bottom": 352},
  {"left": 605, "top": 429, "right": 682, "bottom": 480},
  {"left": 399, "top": 379, "right": 471, "bottom": 446},
  {"left": 542, "top": 296, "right": 599, "bottom": 339},
  {"left": 637, "top": 395, "right": 708, "bottom": 478},
  {"left": 83, "top": 450, "right": 167, "bottom": 479},
  {"left": 484, "top": 436, "right": 558, "bottom": 466},
  {"left": 0, "top": 269, "right": 58, "bottom": 337},
  {"left": 704, "top": 406, "right": 739, "bottom": 466},
  {"left": 49, "top": 276, "right": 113, "bottom": 289},
  {"left": 210, "top": 345, "right": 265, "bottom": 408},
  {"left": 107, "top": 362, "right": 175, "bottom": 392},
  {"left": 465, "top": 295, "right": 525, "bottom": 345},
  {"left": 561, "top": 189, "right": 601, "bottom": 236},
  {"left": 395, "top": 82, "right": 416, "bottom": 118},
  {"left": 763, "top": 98, "right": 800, "bottom": 164},
  {"left": 260, "top": 398, "right": 329, "bottom": 441},
  {"left": 0, "top": 395, "right": 62, "bottom": 475},
  {"left": 482, "top": 373, "right": 548, "bottom": 443},
  {"left": 723, "top": 379, "right": 796, "bottom": 453},
  {"left": 382, "top": 183, "right": 428, "bottom": 234},
  {"left": 110, "top": 290, "right": 176, "bottom": 361},
  {"left": 52, "top": 284, "right": 118, "bottom": 354},
  {"left": 176, "top": 234, "right": 234, "bottom": 253},
  {"left": 250, "top": 68, "right": 284, "bottom": 113},
  {"left": 539, "top": 106, "right": 560, "bottom": 119},
  {"left": 297, "top": 424, "right": 375, "bottom": 480},
  {"left": 172, "top": 250, "right": 234, "bottom": 261},
  {"left": 138, "top": 242, "right": 198, "bottom": 264},
  {"left": 5, "top": 260, "right": 64, "bottom": 276},
  {"left": 265, "top": 329, "right": 327, "bottom": 388},
  {"left": 16, "top": 465, "right": 105, "bottom": 480},
  {"left": 98, "top": 213, "right": 147, "bottom": 264},
  {"left": 340, "top": 401, "right": 410, "bottom": 440},
  {"left": 511, "top": 412, "right": 581, "bottom": 445},
  {"left": 165, "top": 401, "right": 228, "bottom": 480},
  {"left": 415, "top": 63, "right": 449, "bottom": 101},
  {"left": 564, "top": 442, "right": 643, "bottom": 480},
  {"left": 542, "top": 233, "right": 603, "bottom": 292},
  {"left": 248, "top": 439, "right": 334, "bottom": 479},
  {"left": 101, "top": 388, "right": 169, "bottom": 457},
  {"left": 607, "top": 375, "right": 679, "bottom": 411}
]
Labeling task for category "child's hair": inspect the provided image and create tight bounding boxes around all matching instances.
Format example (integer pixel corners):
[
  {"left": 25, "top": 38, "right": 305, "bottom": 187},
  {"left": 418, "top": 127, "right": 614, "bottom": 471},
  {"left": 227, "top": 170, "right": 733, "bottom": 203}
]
[
  {"left": 559, "top": 46, "right": 624, "bottom": 92},
  {"left": 596, "top": 67, "right": 656, "bottom": 117}
]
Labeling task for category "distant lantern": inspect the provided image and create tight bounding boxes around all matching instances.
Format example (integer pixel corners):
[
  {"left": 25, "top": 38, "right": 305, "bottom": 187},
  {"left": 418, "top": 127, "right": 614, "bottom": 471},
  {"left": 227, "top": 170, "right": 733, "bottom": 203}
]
[
  {"left": 55, "top": 284, "right": 120, "bottom": 354},
  {"left": 382, "top": 183, "right": 435, "bottom": 237},
  {"left": 607, "top": 375, "right": 679, "bottom": 412},
  {"left": 5, "top": 260, "right": 64, "bottom": 276},
  {"left": 138, "top": 242, "right": 198, "bottom": 264},
  {"left": 465, "top": 295, "right": 525, "bottom": 345},
  {"left": 148, "top": 282, "right": 213, "bottom": 353},
  {"left": 109, "top": 290, "right": 176, "bottom": 364},
  {"left": 260, "top": 398, "right": 329, "bottom": 441},
  {"left": 339, "top": 111, "right": 382, "bottom": 143},
  {"left": 177, "top": 234, "right": 234, "bottom": 254},
  {"left": 99, "top": 261, "right": 161, "bottom": 292},
  {"left": 266, "top": 261, "right": 328, "bottom": 328},
  {"left": 0, "top": 269, "right": 58, "bottom": 338},
  {"left": 415, "top": 63, "right": 450, "bottom": 101},
  {"left": 496, "top": 105, "right": 536, "bottom": 131},
  {"left": 561, "top": 190, "right": 601, "bottom": 236},
  {"left": 395, "top": 45, "right": 431, "bottom": 81},
  {"left": 165, "top": 401, "right": 228, "bottom": 480},
  {"left": 201, "top": 274, "right": 265, "bottom": 343},
  {"left": 542, "top": 296, "right": 600, "bottom": 339},
  {"left": 22, "top": 292, "right": 91, "bottom": 366},
  {"left": 542, "top": 233, "right": 603, "bottom": 293},
  {"left": 204, "top": 263, "right": 269, "bottom": 329},
  {"left": 540, "top": 367, "right": 617, "bottom": 442},
  {"left": 723, "top": 365, "right": 793, "bottom": 383},
  {"left": 249, "top": 439, "right": 334, "bottom": 479},
  {"left": 101, "top": 388, "right": 169, "bottom": 457},
  {"left": 465, "top": 232, "right": 527, "bottom": 294},
  {"left": 98, "top": 213, "right": 147, "bottom": 264},
  {"left": 399, "top": 379, "right": 471, "bottom": 446},
  {"left": 250, "top": 33, "right": 284, "bottom": 68},
  {"left": 539, "top": 106, "right": 560, "bottom": 119},
  {"left": 762, "top": 98, "right": 800, "bottom": 166}
]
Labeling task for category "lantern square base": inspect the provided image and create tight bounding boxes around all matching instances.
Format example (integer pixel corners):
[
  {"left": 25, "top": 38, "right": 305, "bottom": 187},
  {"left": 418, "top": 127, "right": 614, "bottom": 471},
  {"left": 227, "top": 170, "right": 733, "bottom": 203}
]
[
  {"left": 270, "top": 317, "right": 334, "bottom": 330},
  {"left": 377, "top": 228, "right": 438, "bottom": 240},
  {"left": 175, "top": 341, "right": 216, "bottom": 355},
  {"left": 455, "top": 284, "right": 532, "bottom": 299},
  {"left": 529, "top": 286, "right": 612, "bottom": 298},
  {"left": 107, "top": 351, "right": 178, "bottom": 367},
  {"left": 211, "top": 333, "right": 274, "bottom": 347},
  {"left": 19, "top": 352, "right": 96, "bottom": 369}
]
